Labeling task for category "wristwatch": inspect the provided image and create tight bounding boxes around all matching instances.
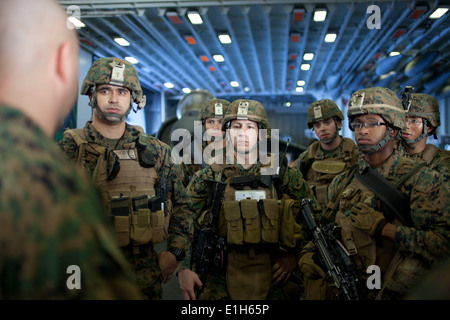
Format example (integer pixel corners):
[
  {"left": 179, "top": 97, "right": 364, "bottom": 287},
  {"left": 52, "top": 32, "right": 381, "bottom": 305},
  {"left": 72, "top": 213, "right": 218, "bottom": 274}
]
[{"left": 168, "top": 248, "right": 186, "bottom": 261}]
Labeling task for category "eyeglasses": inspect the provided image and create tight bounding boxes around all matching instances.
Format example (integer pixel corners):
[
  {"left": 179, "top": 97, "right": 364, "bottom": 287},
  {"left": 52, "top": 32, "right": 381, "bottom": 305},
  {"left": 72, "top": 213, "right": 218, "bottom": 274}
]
[
  {"left": 105, "top": 148, "right": 120, "bottom": 180},
  {"left": 350, "top": 121, "right": 386, "bottom": 130},
  {"left": 405, "top": 119, "right": 423, "bottom": 126}
]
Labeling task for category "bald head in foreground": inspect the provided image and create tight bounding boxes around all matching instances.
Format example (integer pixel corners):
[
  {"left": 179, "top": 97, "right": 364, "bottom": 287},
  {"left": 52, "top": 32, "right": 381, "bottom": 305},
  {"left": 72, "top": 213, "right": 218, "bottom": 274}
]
[{"left": 0, "top": 0, "right": 142, "bottom": 299}]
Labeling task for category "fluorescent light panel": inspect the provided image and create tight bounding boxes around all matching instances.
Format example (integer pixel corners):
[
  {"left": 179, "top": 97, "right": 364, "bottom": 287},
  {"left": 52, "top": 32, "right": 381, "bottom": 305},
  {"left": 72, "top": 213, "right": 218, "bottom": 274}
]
[
  {"left": 218, "top": 34, "right": 232, "bottom": 44},
  {"left": 125, "top": 57, "right": 138, "bottom": 64},
  {"left": 301, "top": 64, "right": 310, "bottom": 71},
  {"left": 429, "top": 8, "right": 448, "bottom": 19},
  {"left": 213, "top": 54, "right": 225, "bottom": 62},
  {"left": 187, "top": 11, "right": 203, "bottom": 24},
  {"left": 314, "top": 9, "right": 327, "bottom": 22},
  {"left": 325, "top": 33, "right": 337, "bottom": 42},
  {"left": 303, "top": 53, "right": 314, "bottom": 60},
  {"left": 114, "top": 38, "right": 130, "bottom": 46}
]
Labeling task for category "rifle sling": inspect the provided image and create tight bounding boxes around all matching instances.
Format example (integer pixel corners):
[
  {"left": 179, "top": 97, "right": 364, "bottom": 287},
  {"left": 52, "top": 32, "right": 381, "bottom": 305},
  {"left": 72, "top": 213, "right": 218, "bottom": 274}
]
[{"left": 355, "top": 167, "right": 417, "bottom": 227}]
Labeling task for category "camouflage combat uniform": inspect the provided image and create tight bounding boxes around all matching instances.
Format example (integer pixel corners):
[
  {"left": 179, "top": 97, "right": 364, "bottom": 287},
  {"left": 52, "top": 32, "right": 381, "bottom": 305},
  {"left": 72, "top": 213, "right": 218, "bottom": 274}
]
[
  {"left": 180, "top": 99, "right": 230, "bottom": 188},
  {"left": 302, "top": 87, "right": 449, "bottom": 300},
  {"left": 187, "top": 99, "right": 321, "bottom": 300},
  {"left": 395, "top": 91, "right": 450, "bottom": 180},
  {"left": 58, "top": 58, "right": 192, "bottom": 300},
  {"left": 0, "top": 105, "right": 142, "bottom": 299}
]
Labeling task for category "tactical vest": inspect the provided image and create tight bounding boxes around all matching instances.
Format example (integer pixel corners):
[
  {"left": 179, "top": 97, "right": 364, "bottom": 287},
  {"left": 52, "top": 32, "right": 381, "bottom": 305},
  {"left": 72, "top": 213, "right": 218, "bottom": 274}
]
[
  {"left": 66, "top": 128, "right": 171, "bottom": 247},
  {"left": 300, "top": 138, "right": 356, "bottom": 206},
  {"left": 325, "top": 159, "right": 428, "bottom": 297},
  {"left": 209, "top": 161, "right": 301, "bottom": 300},
  {"left": 210, "top": 163, "right": 280, "bottom": 246}
]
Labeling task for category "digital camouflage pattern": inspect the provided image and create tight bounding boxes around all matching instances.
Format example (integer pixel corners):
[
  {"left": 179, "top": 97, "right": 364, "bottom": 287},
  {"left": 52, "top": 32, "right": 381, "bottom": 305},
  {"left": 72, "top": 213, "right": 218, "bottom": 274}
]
[
  {"left": 323, "top": 149, "right": 450, "bottom": 299},
  {"left": 80, "top": 57, "right": 146, "bottom": 110},
  {"left": 198, "top": 98, "right": 230, "bottom": 121},
  {"left": 179, "top": 99, "right": 231, "bottom": 188},
  {"left": 0, "top": 105, "right": 142, "bottom": 299},
  {"left": 306, "top": 99, "right": 344, "bottom": 129},
  {"left": 291, "top": 137, "right": 359, "bottom": 206},
  {"left": 348, "top": 87, "right": 406, "bottom": 131},
  {"left": 404, "top": 93, "right": 440, "bottom": 129},
  {"left": 186, "top": 158, "right": 322, "bottom": 300},
  {"left": 222, "top": 99, "right": 270, "bottom": 131},
  {"left": 396, "top": 142, "right": 450, "bottom": 180},
  {"left": 58, "top": 121, "right": 192, "bottom": 299}
]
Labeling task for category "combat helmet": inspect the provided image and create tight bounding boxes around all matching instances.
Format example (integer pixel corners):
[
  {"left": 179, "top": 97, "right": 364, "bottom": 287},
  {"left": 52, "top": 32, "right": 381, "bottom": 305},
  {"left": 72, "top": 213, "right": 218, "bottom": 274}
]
[
  {"left": 348, "top": 87, "right": 406, "bottom": 154},
  {"left": 199, "top": 99, "right": 231, "bottom": 122},
  {"left": 401, "top": 89, "right": 440, "bottom": 140},
  {"left": 222, "top": 99, "right": 270, "bottom": 131},
  {"left": 81, "top": 57, "right": 146, "bottom": 121},
  {"left": 307, "top": 99, "right": 344, "bottom": 129}
]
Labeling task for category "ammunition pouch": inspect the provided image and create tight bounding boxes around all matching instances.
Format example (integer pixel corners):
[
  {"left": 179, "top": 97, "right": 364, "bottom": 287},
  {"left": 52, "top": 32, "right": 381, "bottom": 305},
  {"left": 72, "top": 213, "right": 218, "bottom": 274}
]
[
  {"left": 222, "top": 199, "right": 280, "bottom": 246},
  {"left": 279, "top": 197, "right": 303, "bottom": 249},
  {"left": 110, "top": 195, "right": 168, "bottom": 247}
]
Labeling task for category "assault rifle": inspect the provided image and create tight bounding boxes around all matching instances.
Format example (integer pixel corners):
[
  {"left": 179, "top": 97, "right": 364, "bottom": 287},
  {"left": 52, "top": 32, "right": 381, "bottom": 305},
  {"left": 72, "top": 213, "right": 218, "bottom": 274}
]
[
  {"left": 298, "top": 199, "right": 360, "bottom": 300},
  {"left": 192, "top": 179, "right": 227, "bottom": 297}
]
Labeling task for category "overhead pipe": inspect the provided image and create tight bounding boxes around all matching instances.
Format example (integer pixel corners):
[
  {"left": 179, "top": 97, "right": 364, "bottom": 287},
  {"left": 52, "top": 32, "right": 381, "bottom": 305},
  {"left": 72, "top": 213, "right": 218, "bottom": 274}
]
[
  {"left": 77, "top": 20, "right": 164, "bottom": 92},
  {"left": 340, "top": 2, "right": 397, "bottom": 87},
  {"left": 126, "top": 14, "right": 216, "bottom": 93},
  {"left": 366, "top": 2, "right": 441, "bottom": 85},
  {"left": 139, "top": 12, "right": 220, "bottom": 94},
  {"left": 98, "top": 17, "right": 183, "bottom": 95}
]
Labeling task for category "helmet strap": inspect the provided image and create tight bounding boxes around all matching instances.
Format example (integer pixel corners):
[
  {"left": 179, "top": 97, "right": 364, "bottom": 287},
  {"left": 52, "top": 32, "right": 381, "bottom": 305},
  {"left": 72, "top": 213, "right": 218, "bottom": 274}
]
[
  {"left": 89, "top": 86, "right": 132, "bottom": 124},
  {"left": 401, "top": 118, "right": 428, "bottom": 149},
  {"left": 357, "top": 126, "right": 396, "bottom": 155}
]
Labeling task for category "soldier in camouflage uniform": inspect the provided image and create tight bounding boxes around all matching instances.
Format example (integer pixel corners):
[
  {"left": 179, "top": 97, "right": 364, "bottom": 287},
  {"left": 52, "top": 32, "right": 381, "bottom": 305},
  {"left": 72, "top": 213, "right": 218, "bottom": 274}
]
[
  {"left": 299, "top": 87, "right": 449, "bottom": 300},
  {"left": 181, "top": 99, "right": 321, "bottom": 300},
  {"left": 58, "top": 57, "right": 194, "bottom": 299},
  {"left": 180, "top": 99, "right": 230, "bottom": 187},
  {"left": 292, "top": 99, "right": 359, "bottom": 208},
  {"left": 395, "top": 88, "right": 450, "bottom": 179},
  {"left": 0, "top": 0, "right": 141, "bottom": 299}
]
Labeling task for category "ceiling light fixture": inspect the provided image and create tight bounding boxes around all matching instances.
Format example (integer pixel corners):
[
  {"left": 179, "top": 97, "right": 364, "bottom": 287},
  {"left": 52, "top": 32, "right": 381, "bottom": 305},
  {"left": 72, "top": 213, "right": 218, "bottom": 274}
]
[
  {"left": 303, "top": 53, "right": 314, "bottom": 60},
  {"left": 213, "top": 54, "right": 225, "bottom": 62},
  {"left": 389, "top": 51, "right": 400, "bottom": 56},
  {"left": 218, "top": 34, "right": 232, "bottom": 44},
  {"left": 187, "top": 11, "right": 203, "bottom": 24},
  {"left": 296, "top": 87, "right": 304, "bottom": 93},
  {"left": 314, "top": 9, "right": 327, "bottom": 22},
  {"left": 297, "top": 80, "right": 305, "bottom": 86},
  {"left": 114, "top": 37, "right": 130, "bottom": 46},
  {"left": 230, "top": 81, "right": 239, "bottom": 87},
  {"left": 166, "top": 11, "right": 182, "bottom": 24},
  {"left": 164, "top": 82, "right": 174, "bottom": 89},
  {"left": 324, "top": 33, "right": 337, "bottom": 42},
  {"left": 301, "top": 64, "right": 310, "bottom": 71},
  {"left": 429, "top": 7, "right": 448, "bottom": 19},
  {"left": 125, "top": 57, "right": 138, "bottom": 64},
  {"left": 182, "top": 88, "right": 191, "bottom": 94}
]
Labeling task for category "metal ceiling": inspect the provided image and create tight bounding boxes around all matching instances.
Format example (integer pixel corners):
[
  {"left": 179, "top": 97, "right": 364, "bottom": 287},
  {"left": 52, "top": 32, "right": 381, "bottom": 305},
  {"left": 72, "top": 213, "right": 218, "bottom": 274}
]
[{"left": 59, "top": 0, "right": 450, "bottom": 112}]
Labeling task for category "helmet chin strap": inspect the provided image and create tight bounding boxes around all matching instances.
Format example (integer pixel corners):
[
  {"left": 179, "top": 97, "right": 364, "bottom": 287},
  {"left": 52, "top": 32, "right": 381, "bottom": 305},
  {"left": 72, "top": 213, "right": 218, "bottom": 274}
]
[
  {"left": 357, "top": 127, "right": 398, "bottom": 155},
  {"left": 401, "top": 119, "right": 428, "bottom": 150},
  {"left": 89, "top": 87, "right": 132, "bottom": 124}
]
